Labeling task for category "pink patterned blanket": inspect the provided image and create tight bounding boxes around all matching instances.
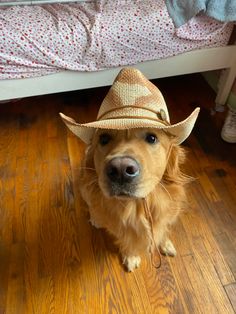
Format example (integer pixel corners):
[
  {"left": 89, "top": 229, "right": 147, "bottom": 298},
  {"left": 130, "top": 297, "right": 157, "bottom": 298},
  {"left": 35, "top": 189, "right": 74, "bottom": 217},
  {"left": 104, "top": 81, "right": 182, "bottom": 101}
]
[{"left": 0, "top": 0, "right": 233, "bottom": 80}]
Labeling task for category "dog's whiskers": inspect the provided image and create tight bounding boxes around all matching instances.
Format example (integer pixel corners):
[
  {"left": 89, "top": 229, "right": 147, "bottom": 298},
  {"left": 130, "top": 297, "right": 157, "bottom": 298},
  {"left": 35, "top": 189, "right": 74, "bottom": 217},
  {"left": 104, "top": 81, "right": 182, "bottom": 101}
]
[
  {"left": 182, "top": 173, "right": 195, "bottom": 181},
  {"left": 159, "top": 182, "right": 172, "bottom": 201},
  {"left": 86, "top": 178, "right": 98, "bottom": 188},
  {"left": 137, "top": 177, "right": 160, "bottom": 191},
  {"left": 139, "top": 177, "right": 159, "bottom": 186},
  {"left": 117, "top": 199, "right": 128, "bottom": 211},
  {"left": 80, "top": 166, "right": 96, "bottom": 171},
  {"left": 138, "top": 176, "right": 173, "bottom": 201}
]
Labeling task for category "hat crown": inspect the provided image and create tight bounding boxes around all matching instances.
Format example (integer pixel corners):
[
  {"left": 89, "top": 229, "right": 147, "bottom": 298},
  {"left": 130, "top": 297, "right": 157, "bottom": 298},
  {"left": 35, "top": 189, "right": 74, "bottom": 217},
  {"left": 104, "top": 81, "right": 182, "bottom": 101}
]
[
  {"left": 97, "top": 68, "right": 170, "bottom": 123},
  {"left": 60, "top": 67, "right": 200, "bottom": 145}
]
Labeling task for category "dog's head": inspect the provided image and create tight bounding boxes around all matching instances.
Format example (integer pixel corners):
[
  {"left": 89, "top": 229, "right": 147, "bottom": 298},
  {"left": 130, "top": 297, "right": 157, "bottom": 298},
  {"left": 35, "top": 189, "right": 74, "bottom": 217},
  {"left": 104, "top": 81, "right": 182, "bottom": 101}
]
[{"left": 84, "top": 128, "right": 186, "bottom": 199}]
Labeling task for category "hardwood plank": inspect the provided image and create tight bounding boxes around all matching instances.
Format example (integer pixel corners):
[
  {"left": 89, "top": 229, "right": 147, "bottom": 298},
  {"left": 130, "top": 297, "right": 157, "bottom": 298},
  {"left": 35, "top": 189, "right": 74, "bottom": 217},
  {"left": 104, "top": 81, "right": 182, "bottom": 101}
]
[
  {"left": 44, "top": 139, "right": 73, "bottom": 314},
  {"left": 0, "top": 106, "right": 19, "bottom": 313},
  {"left": 6, "top": 243, "right": 25, "bottom": 314},
  {"left": 0, "top": 109, "right": 17, "bottom": 245},
  {"left": 225, "top": 283, "right": 236, "bottom": 313},
  {"left": 171, "top": 219, "right": 193, "bottom": 257},
  {"left": 18, "top": 104, "right": 48, "bottom": 313},
  {"left": 151, "top": 257, "right": 186, "bottom": 314},
  {"left": 169, "top": 254, "right": 202, "bottom": 314},
  {"left": 183, "top": 182, "right": 235, "bottom": 286},
  {"left": 140, "top": 258, "right": 171, "bottom": 313},
  {"left": 191, "top": 238, "right": 234, "bottom": 314},
  {"left": 181, "top": 254, "right": 218, "bottom": 313},
  {"left": 205, "top": 167, "right": 236, "bottom": 222},
  {"left": 198, "top": 171, "right": 220, "bottom": 203},
  {"left": 176, "top": 188, "right": 235, "bottom": 310},
  {"left": 0, "top": 241, "right": 10, "bottom": 313},
  {"left": 215, "top": 232, "right": 236, "bottom": 279},
  {"left": 37, "top": 276, "right": 55, "bottom": 314}
]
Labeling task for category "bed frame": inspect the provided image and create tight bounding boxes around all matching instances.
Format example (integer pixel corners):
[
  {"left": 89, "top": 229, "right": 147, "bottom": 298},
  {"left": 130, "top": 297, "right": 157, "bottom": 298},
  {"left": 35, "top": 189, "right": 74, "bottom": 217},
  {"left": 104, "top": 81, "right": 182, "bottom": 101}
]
[{"left": 1, "top": 45, "right": 236, "bottom": 110}]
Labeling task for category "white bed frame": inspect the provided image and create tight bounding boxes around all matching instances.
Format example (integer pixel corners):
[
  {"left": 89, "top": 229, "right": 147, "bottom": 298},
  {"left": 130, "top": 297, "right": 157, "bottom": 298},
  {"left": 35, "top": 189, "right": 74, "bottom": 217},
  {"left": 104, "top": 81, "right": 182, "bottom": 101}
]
[{"left": 1, "top": 45, "right": 236, "bottom": 109}]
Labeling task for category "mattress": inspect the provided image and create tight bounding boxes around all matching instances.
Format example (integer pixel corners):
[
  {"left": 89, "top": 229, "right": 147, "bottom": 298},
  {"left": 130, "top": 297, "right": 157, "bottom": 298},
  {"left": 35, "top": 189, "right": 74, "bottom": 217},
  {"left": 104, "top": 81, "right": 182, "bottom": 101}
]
[{"left": 0, "top": 0, "right": 234, "bottom": 80}]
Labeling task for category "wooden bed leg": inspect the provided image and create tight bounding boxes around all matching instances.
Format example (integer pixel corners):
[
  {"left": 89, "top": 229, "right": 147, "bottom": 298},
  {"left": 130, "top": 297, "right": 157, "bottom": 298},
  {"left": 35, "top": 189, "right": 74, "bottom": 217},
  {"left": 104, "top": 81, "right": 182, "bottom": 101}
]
[{"left": 215, "top": 64, "right": 236, "bottom": 112}]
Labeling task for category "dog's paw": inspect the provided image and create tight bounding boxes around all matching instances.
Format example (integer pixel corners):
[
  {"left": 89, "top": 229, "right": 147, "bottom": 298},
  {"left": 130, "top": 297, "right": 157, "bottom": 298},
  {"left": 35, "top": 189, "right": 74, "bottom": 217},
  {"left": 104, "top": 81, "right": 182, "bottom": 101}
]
[
  {"left": 160, "top": 239, "right": 177, "bottom": 257},
  {"left": 89, "top": 218, "right": 101, "bottom": 229},
  {"left": 123, "top": 256, "right": 141, "bottom": 272}
]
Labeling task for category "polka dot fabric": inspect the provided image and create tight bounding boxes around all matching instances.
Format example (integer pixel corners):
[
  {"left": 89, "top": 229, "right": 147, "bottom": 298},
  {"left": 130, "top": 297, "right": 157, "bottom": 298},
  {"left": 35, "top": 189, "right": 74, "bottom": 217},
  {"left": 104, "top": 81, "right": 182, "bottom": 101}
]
[{"left": 0, "top": 0, "right": 233, "bottom": 80}]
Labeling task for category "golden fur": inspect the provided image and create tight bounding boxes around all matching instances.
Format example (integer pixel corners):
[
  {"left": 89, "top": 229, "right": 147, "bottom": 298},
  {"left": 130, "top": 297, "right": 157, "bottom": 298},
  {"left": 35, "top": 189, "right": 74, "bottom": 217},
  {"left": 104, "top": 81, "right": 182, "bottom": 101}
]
[{"left": 79, "top": 128, "right": 189, "bottom": 271}]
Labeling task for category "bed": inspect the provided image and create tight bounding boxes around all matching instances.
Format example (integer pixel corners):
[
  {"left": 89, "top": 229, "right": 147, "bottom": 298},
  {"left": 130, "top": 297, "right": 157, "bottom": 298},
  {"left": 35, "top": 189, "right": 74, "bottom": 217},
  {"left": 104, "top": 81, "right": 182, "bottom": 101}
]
[{"left": 0, "top": 0, "right": 236, "bottom": 110}]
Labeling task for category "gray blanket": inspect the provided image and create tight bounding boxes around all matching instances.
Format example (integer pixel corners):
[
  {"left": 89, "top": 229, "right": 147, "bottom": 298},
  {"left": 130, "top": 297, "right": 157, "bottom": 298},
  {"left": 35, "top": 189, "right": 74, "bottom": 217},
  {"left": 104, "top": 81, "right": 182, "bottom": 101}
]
[{"left": 165, "top": 0, "right": 236, "bottom": 27}]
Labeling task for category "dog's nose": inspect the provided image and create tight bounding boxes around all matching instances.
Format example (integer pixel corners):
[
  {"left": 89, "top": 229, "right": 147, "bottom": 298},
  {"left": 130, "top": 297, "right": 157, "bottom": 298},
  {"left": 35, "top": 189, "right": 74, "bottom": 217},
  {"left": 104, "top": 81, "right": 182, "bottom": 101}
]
[{"left": 106, "top": 157, "right": 140, "bottom": 183}]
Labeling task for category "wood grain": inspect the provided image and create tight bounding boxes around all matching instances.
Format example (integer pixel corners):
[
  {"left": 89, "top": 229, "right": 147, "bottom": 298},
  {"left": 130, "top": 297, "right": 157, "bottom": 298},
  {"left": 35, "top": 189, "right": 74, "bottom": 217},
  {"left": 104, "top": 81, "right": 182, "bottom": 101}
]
[
  {"left": 0, "top": 74, "right": 236, "bottom": 313},
  {"left": 225, "top": 283, "right": 236, "bottom": 312}
]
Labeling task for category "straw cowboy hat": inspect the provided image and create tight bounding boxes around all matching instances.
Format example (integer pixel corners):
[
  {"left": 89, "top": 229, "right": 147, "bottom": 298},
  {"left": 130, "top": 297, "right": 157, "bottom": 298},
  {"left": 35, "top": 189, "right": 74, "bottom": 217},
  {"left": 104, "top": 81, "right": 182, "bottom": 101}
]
[{"left": 60, "top": 68, "right": 200, "bottom": 144}]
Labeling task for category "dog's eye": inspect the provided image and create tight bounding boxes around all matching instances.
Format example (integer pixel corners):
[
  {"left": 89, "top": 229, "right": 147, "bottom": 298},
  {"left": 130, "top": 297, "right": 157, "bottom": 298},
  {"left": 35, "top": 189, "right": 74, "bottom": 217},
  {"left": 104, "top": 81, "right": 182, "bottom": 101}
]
[
  {"left": 145, "top": 133, "right": 158, "bottom": 144},
  {"left": 99, "top": 133, "right": 111, "bottom": 146}
]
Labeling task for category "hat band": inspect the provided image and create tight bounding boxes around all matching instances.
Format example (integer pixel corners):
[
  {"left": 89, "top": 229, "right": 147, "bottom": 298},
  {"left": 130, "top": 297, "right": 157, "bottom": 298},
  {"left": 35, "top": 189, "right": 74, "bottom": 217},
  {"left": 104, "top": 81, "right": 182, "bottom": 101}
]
[
  {"left": 98, "top": 114, "right": 170, "bottom": 126},
  {"left": 97, "top": 105, "right": 169, "bottom": 125}
]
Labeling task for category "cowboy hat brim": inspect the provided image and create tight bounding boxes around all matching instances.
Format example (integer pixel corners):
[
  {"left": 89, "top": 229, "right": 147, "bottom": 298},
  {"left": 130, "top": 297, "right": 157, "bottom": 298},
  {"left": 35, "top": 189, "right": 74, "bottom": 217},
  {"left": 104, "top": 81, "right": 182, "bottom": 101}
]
[{"left": 60, "top": 107, "right": 200, "bottom": 145}]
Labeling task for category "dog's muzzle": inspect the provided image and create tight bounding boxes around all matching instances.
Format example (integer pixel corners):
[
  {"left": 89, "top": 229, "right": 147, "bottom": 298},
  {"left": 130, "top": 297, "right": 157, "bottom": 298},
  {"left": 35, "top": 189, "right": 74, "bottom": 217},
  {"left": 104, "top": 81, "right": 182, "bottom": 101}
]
[{"left": 105, "top": 156, "right": 140, "bottom": 197}]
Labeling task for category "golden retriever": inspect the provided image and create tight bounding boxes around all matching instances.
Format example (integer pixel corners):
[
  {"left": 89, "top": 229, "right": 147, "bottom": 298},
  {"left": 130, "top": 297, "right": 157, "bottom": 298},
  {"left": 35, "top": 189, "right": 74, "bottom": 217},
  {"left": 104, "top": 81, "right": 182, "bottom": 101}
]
[{"left": 79, "top": 127, "right": 189, "bottom": 271}]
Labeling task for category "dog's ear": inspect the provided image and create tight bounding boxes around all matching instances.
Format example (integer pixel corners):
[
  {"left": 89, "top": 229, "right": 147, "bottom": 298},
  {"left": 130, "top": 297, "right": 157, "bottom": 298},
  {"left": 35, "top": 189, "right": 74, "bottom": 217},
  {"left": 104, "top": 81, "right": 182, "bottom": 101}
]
[{"left": 163, "top": 144, "right": 188, "bottom": 185}]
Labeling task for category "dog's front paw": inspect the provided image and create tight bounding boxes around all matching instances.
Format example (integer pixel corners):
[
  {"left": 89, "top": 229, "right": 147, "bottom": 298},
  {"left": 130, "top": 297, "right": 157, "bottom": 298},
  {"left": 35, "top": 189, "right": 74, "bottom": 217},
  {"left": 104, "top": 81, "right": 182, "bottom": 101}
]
[
  {"left": 160, "top": 239, "right": 177, "bottom": 257},
  {"left": 123, "top": 256, "right": 141, "bottom": 272}
]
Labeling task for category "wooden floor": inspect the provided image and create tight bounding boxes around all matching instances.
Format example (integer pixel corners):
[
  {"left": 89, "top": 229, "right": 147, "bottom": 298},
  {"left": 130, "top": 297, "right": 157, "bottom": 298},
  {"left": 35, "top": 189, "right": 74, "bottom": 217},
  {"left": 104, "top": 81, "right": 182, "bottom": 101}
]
[{"left": 0, "top": 74, "right": 236, "bottom": 314}]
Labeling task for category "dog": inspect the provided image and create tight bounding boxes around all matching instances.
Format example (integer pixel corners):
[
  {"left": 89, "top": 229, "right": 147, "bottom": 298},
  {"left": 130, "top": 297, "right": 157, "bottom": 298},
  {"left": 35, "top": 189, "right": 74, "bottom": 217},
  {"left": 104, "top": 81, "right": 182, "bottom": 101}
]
[
  {"left": 60, "top": 67, "right": 199, "bottom": 272},
  {"left": 78, "top": 128, "right": 189, "bottom": 271}
]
